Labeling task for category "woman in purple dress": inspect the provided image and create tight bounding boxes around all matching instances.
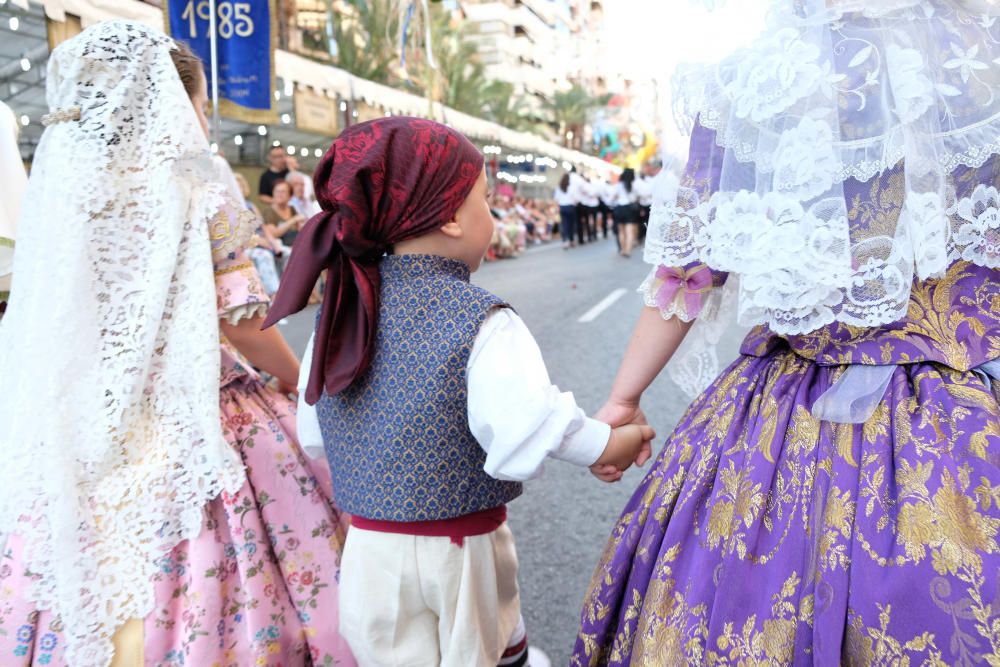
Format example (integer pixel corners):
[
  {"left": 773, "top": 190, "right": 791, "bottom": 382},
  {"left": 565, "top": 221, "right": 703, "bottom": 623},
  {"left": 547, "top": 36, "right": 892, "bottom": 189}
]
[{"left": 575, "top": 1, "right": 1000, "bottom": 664}]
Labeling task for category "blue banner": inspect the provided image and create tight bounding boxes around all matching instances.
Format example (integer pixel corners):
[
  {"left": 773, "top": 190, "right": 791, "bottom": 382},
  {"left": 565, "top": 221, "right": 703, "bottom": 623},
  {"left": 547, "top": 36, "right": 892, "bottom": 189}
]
[{"left": 164, "top": 0, "right": 277, "bottom": 123}]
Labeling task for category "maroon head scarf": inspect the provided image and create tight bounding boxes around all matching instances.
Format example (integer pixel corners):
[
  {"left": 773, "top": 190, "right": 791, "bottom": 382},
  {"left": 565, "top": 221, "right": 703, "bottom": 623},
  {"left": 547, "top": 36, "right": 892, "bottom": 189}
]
[{"left": 263, "top": 117, "right": 485, "bottom": 404}]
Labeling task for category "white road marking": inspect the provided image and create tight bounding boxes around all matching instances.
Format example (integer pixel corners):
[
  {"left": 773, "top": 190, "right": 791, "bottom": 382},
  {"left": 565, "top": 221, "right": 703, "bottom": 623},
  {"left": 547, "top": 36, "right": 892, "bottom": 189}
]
[
  {"left": 578, "top": 288, "right": 628, "bottom": 323},
  {"left": 525, "top": 242, "right": 566, "bottom": 255}
]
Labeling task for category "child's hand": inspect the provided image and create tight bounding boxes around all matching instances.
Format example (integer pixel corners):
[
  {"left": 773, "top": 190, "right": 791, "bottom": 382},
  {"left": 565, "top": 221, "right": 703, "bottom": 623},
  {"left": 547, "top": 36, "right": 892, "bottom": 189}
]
[
  {"left": 595, "top": 424, "right": 656, "bottom": 472},
  {"left": 590, "top": 462, "right": 624, "bottom": 483},
  {"left": 595, "top": 399, "right": 655, "bottom": 468}
]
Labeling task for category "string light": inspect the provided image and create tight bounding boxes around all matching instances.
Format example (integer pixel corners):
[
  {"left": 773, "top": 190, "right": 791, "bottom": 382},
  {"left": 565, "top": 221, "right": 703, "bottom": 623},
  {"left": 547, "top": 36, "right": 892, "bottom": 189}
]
[
  {"left": 281, "top": 113, "right": 291, "bottom": 124},
  {"left": 19, "top": 58, "right": 30, "bottom": 72},
  {"left": 234, "top": 135, "right": 243, "bottom": 146},
  {"left": 272, "top": 140, "right": 282, "bottom": 147},
  {"left": 314, "top": 148, "right": 323, "bottom": 157},
  {"left": 299, "top": 147, "right": 308, "bottom": 157},
  {"left": 19, "top": 115, "right": 28, "bottom": 126},
  {"left": 9, "top": 17, "right": 19, "bottom": 31},
  {"left": 287, "top": 145, "right": 296, "bottom": 154},
  {"left": 257, "top": 125, "right": 267, "bottom": 136}
]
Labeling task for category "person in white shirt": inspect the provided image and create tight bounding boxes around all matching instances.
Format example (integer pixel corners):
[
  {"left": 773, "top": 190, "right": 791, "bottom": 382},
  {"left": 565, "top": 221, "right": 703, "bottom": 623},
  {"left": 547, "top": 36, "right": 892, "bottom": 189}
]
[
  {"left": 554, "top": 172, "right": 580, "bottom": 249},
  {"left": 610, "top": 168, "right": 641, "bottom": 257},
  {"left": 285, "top": 154, "right": 316, "bottom": 201},
  {"left": 567, "top": 169, "right": 591, "bottom": 245},
  {"left": 635, "top": 164, "right": 658, "bottom": 241},
  {"left": 288, "top": 171, "right": 323, "bottom": 219},
  {"left": 596, "top": 177, "right": 616, "bottom": 248},
  {"left": 578, "top": 174, "right": 601, "bottom": 244}
]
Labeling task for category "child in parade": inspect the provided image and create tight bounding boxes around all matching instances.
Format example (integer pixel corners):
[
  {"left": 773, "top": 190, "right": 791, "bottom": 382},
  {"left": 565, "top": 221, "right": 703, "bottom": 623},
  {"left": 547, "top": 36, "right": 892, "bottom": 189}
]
[
  {"left": 264, "top": 117, "right": 655, "bottom": 667},
  {"left": 574, "top": 1, "right": 1000, "bottom": 664},
  {"left": 0, "top": 22, "right": 355, "bottom": 667}
]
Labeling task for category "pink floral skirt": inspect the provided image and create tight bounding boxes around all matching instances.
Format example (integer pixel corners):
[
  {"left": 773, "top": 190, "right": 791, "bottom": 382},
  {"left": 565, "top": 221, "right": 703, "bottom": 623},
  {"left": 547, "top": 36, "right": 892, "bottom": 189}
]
[{"left": 0, "top": 379, "right": 356, "bottom": 667}]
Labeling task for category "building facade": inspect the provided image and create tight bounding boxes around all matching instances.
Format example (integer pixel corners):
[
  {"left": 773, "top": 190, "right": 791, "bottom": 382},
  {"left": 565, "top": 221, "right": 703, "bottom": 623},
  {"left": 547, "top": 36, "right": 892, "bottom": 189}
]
[{"left": 458, "top": 0, "right": 610, "bottom": 102}]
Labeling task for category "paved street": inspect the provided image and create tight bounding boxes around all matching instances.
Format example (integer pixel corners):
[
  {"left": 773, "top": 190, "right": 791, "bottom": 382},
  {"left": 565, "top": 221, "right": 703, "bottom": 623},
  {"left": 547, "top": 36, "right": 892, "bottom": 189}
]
[{"left": 280, "top": 237, "right": 744, "bottom": 665}]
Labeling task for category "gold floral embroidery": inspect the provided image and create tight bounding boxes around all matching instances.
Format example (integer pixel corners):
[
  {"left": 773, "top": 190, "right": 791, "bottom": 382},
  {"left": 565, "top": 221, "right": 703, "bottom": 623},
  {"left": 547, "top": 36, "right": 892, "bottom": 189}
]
[
  {"left": 702, "top": 572, "right": 805, "bottom": 666},
  {"left": 843, "top": 604, "right": 947, "bottom": 666},
  {"left": 577, "top": 347, "right": 1000, "bottom": 666}
]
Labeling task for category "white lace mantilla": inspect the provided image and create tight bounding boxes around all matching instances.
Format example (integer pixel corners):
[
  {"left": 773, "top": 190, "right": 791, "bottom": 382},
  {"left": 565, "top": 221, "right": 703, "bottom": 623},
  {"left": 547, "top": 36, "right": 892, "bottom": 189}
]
[
  {"left": 0, "top": 21, "right": 245, "bottom": 666},
  {"left": 652, "top": 0, "right": 1000, "bottom": 335}
]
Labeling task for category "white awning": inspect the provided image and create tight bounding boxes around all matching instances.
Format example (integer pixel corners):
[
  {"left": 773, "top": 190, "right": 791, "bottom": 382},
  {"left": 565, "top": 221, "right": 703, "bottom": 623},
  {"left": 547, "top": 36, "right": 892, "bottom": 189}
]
[{"left": 13, "top": 0, "right": 620, "bottom": 176}]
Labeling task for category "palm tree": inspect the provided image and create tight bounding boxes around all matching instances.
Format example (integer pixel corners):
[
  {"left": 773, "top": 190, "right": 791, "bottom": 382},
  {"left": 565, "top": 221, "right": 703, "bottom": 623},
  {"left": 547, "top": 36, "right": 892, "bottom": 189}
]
[
  {"left": 333, "top": 0, "right": 401, "bottom": 85},
  {"left": 429, "top": 14, "right": 488, "bottom": 111},
  {"left": 417, "top": 11, "right": 538, "bottom": 131},
  {"left": 544, "top": 84, "right": 610, "bottom": 151},
  {"left": 332, "top": 2, "right": 541, "bottom": 132},
  {"left": 478, "top": 81, "right": 539, "bottom": 133}
]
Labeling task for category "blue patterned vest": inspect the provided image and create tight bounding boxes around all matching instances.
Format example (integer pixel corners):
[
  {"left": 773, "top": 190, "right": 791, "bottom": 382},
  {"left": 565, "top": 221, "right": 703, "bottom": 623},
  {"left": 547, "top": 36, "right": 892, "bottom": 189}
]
[{"left": 316, "top": 254, "right": 524, "bottom": 521}]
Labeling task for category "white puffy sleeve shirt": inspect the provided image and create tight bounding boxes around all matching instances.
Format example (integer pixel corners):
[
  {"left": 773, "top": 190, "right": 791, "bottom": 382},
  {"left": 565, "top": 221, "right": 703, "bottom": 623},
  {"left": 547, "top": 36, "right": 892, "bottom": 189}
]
[{"left": 296, "top": 309, "right": 609, "bottom": 483}]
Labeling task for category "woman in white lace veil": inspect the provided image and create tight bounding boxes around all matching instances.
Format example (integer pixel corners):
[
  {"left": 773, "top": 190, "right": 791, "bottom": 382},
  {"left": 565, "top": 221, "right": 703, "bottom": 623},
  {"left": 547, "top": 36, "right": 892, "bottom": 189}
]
[
  {"left": 0, "top": 21, "right": 357, "bottom": 667},
  {"left": 574, "top": 1, "right": 1000, "bottom": 664},
  {"left": 0, "top": 100, "right": 24, "bottom": 313},
  {"left": 0, "top": 21, "right": 245, "bottom": 666}
]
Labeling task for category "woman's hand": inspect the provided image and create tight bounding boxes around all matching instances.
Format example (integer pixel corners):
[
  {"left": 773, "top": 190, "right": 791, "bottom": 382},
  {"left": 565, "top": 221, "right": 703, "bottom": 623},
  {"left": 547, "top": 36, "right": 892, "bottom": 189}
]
[
  {"left": 598, "top": 398, "right": 653, "bottom": 465},
  {"left": 590, "top": 397, "right": 654, "bottom": 482}
]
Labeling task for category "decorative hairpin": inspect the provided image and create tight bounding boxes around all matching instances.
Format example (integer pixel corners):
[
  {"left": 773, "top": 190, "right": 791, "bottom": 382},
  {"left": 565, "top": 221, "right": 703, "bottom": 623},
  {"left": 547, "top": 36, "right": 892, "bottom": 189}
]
[{"left": 41, "top": 106, "right": 81, "bottom": 127}]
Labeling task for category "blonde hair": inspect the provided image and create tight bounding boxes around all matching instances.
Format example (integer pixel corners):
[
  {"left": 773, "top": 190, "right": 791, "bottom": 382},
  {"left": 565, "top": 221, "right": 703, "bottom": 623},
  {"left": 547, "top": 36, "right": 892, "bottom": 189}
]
[{"left": 233, "top": 172, "right": 250, "bottom": 197}]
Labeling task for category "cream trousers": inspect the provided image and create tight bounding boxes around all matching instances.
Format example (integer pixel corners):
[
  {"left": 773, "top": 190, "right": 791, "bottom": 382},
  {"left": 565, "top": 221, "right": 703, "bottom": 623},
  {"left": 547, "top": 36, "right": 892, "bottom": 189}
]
[{"left": 339, "top": 524, "right": 522, "bottom": 667}]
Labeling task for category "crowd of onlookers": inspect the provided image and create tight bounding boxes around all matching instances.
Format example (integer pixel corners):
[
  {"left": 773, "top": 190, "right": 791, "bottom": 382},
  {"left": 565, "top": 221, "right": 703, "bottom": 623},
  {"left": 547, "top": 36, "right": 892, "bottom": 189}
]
[
  {"left": 486, "top": 195, "right": 560, "bottom": 259},
  {"left": 229, "top": 146, "right": 661, "bottom": 288},
  {"left": 487, "top": 164, "right": 661, "bottom": 261}
]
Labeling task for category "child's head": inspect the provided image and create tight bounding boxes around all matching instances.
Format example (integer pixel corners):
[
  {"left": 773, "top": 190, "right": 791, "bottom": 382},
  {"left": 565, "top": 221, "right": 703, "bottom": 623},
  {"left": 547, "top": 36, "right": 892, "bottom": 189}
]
[
  {"left": 303, "top": 117, "right": 490, "bottom": 272},
  {"left": 394, "top": 165, "right": 493, "bottom": 271},
  {"left": 263, "top": 117, "right": 488, "bottom": 400}
]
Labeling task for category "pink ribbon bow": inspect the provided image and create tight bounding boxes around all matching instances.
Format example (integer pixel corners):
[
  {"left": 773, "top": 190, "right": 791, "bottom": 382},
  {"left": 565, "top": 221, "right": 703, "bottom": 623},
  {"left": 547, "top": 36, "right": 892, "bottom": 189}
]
[{"left": 655, "top": 264, "right": 713, "bottom": 318}]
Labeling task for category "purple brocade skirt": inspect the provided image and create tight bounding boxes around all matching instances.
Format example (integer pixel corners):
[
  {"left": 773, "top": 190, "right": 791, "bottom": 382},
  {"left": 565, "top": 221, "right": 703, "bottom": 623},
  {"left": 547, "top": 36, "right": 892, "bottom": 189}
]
[{"left": 573, "top": 346, "right": 1000, "bottom": 666}]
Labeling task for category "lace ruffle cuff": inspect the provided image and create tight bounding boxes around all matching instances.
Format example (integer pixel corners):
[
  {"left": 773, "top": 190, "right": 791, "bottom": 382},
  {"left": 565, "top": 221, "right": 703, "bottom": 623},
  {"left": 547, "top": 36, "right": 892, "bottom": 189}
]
[
  {"left": 221, "top": 302, "right": 269, "bottom": 326},
  {"left": 639, "top": 263, "right": 724, "bottom": 322}
]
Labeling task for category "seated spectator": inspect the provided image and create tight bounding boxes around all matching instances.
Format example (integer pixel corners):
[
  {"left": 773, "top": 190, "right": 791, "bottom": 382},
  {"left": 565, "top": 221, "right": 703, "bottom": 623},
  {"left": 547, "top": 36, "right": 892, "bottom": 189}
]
[
  {"left": 261, "top": 180, "right": 306, "bottom": 264},
  {"left": 235, "top": 173, "right": 281, "bottom": 295},
  {"left": 288, "top": 172, "right": 322, "bottom": 219},
  {"left": 258, "top": 145, "right": 290, "bottom": 205}
]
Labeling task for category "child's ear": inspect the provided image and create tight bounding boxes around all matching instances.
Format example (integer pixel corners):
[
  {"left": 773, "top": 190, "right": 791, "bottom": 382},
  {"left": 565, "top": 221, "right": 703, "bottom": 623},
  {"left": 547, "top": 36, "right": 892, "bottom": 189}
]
[{"left": 440, "top": 218, "right": 463, "bottom": 239}]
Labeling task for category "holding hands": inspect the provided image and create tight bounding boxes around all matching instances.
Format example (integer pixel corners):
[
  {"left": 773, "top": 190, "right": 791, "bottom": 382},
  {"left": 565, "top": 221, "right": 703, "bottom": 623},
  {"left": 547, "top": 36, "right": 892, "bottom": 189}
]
[
  {"left": 591, "top": 397, "right": 655, "bottom": 483},
  {"left": 587, "top": 306, "right": 696, "bottom": 483}
]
